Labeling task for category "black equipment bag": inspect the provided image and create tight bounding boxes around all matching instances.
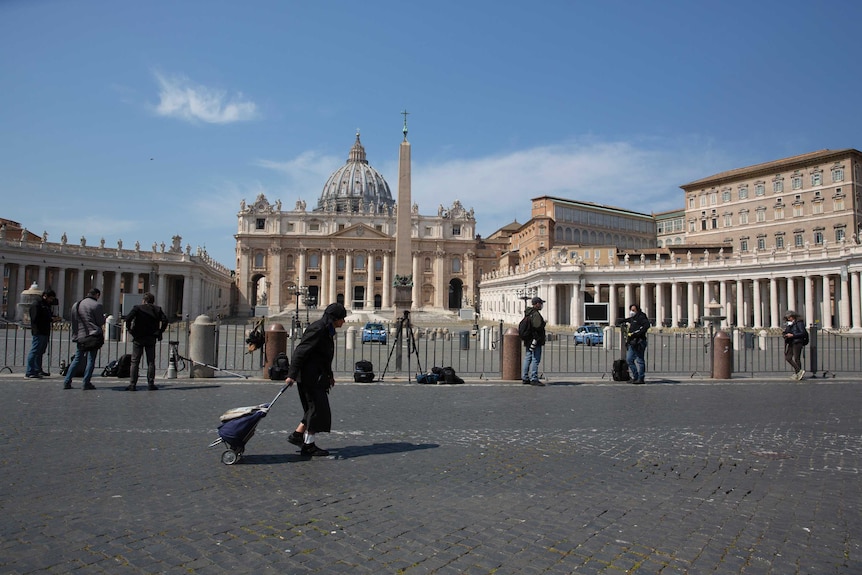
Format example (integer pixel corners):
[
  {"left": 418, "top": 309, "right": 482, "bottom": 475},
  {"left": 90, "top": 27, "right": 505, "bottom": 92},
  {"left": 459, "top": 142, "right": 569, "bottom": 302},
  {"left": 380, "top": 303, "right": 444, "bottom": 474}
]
[
  {"left": 612, "top": 359, "right": 630, "bottom": 382},
  {"left": 116, "top": 354, "right": 132, "bottom": 378},
  {"left": 61, "top": 358, "right": 86, "bottom": 378},
  {"left": 268, "top": 352, "right": 290, "bottom": 380},
  {"left": 353, "top": 360, "right": 375, "bottom": 382}
]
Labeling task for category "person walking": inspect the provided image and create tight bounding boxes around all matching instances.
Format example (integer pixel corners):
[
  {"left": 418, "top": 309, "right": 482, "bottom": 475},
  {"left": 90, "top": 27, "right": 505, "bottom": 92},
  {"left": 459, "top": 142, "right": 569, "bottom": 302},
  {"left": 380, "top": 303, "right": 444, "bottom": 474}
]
[
  {"left": 782, "top": 310, "right": 808, "bottom": 380},
  {"left": 284, "top": 302, "right": 347, "bottom": 456},
  {"left": 124, "top": 292, "right": 169, "bottom": 391},
  {"left": 26, "top": 289, "right": 58, "bottom": 379},
  {"left": 63, "top": 288, "right": 105, "bottom": 390},
  {"left": 521, "top": 296, "right": 547, "bottom": 386},
  {"left": 623, "top": 304, "right": 650, "bottom": 384}
]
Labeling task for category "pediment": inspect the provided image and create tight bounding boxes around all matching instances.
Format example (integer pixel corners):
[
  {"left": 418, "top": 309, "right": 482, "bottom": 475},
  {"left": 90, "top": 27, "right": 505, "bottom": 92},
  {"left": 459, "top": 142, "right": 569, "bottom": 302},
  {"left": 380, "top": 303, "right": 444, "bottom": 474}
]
[{"left": 330, "top": 223, "right": 389, "bottom": 239}]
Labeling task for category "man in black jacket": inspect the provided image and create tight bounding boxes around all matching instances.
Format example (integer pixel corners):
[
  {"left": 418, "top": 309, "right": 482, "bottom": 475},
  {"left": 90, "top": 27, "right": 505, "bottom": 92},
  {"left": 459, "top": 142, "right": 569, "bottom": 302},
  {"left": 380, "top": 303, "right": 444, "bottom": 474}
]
[
  {"left": 26, "top": 289, "right": 57, "bottom": 379},
  {"left": 782, "top": 310, "right": 807, "bottom": 380},
  {"left": 622, "top": 304, "right": 650, "bottom": 384},
  {"left": 124, "top": 292, "right": 169, "bottom": 391},
  {"left": 284, "top": 302, "right": 347, "bottom": 456}
]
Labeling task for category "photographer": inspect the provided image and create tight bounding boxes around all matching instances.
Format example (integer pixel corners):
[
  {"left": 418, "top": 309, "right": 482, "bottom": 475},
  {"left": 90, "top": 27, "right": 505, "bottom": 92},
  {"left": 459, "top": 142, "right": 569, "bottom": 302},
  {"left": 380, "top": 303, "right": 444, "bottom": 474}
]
[
  {"left": 124, "top": 292, "right": 169, "bottom": 391},
  {"left": 621, "top": 304, "right": 650, "bottom": 384}
]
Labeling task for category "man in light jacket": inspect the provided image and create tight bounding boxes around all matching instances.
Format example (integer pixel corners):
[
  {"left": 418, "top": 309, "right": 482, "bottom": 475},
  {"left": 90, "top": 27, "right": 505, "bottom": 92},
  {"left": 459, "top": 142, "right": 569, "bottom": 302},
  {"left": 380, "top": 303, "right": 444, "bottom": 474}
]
[{"left": 64, "top": 288, "right": 105, "bottom": 390}]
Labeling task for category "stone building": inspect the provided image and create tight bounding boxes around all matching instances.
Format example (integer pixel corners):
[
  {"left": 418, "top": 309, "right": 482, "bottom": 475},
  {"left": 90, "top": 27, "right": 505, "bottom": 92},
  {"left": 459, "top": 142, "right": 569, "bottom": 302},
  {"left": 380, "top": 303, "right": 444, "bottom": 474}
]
[
  {"left": 479, "top": 149, "right": 862, "bottom": 332},
  {"left": 234, "top": 133, "right": 491, "bottom": 317},
  {"left": 0, "top": 219, "right": 233, "bottom": 322}
]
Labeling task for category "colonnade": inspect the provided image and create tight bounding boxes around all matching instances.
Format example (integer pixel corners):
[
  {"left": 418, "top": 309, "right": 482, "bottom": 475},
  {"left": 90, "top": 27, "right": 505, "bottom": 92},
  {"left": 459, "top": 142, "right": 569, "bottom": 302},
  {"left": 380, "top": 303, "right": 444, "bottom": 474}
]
[{"left": 242, "top": 246, "right": 475, "bottom": 313}]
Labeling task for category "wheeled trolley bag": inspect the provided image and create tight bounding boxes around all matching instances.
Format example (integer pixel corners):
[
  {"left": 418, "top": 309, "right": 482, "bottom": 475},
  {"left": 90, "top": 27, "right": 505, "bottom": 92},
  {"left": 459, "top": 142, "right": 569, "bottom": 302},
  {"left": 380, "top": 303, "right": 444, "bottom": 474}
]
[{"left": 208, "top": 384, "right": 290, "bottom": 465}]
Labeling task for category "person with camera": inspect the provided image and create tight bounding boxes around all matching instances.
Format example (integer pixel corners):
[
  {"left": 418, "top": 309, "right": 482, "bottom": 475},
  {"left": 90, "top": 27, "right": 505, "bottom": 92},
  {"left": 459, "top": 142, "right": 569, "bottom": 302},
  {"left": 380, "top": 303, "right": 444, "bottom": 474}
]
[
  {"left": 124, "top": 292, "right": 169, "bottom": 391},
  {"left": 622, "top": 304, "right": 650, "bottom": 384},
  {"left": 26, "top": 289, "right": 58, "bottom": 379},
  {"left": 63, "top": 288, "right": 105, "bottom": 390},
  {"left": 283, "top": 302, "right": 347, "bottom": 457}
]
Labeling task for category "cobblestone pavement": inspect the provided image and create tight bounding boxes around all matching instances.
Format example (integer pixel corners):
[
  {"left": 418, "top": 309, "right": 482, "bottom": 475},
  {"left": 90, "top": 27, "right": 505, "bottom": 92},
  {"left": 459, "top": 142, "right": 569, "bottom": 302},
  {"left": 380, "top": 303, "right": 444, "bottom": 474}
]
[{"left": 1, "top": 374, "right": 859, "bottom": 574}]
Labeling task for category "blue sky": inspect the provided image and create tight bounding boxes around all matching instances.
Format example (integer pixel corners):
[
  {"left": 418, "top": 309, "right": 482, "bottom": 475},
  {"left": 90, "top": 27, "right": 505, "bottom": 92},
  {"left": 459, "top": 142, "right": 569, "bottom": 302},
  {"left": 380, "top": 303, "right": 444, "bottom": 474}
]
[{"left": 2, "top": 0, "right": 861, "bottom": 268}]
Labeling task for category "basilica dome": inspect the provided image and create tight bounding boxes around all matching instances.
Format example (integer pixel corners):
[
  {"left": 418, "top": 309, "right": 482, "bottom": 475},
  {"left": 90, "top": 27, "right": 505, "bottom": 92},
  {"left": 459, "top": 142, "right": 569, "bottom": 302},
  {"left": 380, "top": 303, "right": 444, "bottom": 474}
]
[{"left": 317, "top": 132, "right": 395, "bottom": 214}]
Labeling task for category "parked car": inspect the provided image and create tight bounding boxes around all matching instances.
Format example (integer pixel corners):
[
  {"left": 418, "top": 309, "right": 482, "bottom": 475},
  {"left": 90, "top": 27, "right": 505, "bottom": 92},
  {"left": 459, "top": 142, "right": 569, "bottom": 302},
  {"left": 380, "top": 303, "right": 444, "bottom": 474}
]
[
  {"left": 361, "top": 322, "right": 388, "bottom": 344},
  {"left": 573, "top": 325, "right": 604, "bottom": 346}
]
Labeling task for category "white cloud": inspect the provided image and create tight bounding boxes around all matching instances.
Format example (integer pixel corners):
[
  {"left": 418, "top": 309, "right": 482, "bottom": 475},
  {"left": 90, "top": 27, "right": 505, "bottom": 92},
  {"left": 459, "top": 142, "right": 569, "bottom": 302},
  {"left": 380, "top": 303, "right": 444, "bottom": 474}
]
[{"left": 153, "top": 72, "right": 257, "bottom": 124}]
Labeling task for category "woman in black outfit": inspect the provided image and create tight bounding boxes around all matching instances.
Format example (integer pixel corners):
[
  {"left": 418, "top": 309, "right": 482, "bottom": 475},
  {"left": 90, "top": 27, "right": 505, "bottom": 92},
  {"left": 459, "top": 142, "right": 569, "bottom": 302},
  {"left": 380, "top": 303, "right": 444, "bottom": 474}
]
[{"left": 284, "top": 302, "right": 347, "bottom": 456}]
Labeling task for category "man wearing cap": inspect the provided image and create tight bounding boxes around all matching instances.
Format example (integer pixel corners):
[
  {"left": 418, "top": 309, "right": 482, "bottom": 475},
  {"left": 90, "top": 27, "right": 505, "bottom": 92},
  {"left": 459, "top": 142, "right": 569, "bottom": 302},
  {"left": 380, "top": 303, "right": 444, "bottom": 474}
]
[
  {"left": 284, "top": 302, "right": 347, "bottom": 456},
  {"left": 782, "top": 310, "right": 807, "bottom": 380},
  {"left": 26, "top": 289, "right": 58, "bottom": 379},
  {"left": 522, "top": 296, "right": 547, "bottom": 386}
]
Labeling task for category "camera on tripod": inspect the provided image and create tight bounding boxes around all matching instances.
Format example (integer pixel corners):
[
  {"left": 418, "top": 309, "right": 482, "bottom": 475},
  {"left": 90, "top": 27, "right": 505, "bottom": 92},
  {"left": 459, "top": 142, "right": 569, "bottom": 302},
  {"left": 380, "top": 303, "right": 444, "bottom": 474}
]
[{"left": 168, "top": 340, "right": 180, "bottom": 346}]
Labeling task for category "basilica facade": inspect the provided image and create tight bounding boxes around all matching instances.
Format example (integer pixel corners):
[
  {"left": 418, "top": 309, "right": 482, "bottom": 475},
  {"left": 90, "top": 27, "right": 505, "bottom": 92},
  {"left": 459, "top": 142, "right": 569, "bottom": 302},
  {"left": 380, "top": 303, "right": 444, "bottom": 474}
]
[{"left": 235, "top": 133, "right": 487, "bottom": 317}]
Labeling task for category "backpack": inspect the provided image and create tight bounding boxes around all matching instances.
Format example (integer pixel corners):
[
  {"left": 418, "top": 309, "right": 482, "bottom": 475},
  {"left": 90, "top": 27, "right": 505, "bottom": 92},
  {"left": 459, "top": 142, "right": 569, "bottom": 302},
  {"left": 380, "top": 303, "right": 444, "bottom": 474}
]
[
  {"left": 353, "top": 360, "right": 375, "bottom": 383},
  {"left": 116, "top": 354, "right": 132, "bottom": 378},
  {"left": 439, "top": 366, "right": 464, "bottom": 385},
  {"left": 268, "top": 352, "right": 290, "bottom": 380},
  {"left": 102, "top": 360, "right": 119, "bottom": 377},
  {"left": 612, "top": 359, "right": 631, "bottom": 382},
  {"left": 800, "top": 326, "right": 810, "bottom": 346},
  {"left": 518, "top": 315, "right": 533, "bottom": 343}
]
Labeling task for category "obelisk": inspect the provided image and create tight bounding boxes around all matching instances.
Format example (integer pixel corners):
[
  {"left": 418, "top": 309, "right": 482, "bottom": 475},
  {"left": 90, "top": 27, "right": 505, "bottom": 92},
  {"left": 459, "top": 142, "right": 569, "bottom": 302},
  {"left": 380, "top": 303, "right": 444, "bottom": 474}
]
[{"left": 393, "top": 110, "right": 413, "bottom": 320}]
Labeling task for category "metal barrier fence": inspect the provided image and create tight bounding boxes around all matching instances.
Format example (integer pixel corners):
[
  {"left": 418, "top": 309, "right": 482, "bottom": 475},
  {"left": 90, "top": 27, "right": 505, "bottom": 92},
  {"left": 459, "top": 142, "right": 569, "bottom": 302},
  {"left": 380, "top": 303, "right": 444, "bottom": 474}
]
[{"left": 2, "top": 318, "right": 860, "bottom": 380}]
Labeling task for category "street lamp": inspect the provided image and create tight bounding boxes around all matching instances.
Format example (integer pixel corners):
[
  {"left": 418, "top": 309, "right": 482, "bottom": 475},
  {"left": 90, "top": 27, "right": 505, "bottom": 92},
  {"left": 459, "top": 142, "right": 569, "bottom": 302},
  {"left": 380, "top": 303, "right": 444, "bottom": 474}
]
[{"left": 303, "top": 292, "right": 316, "bottom": 324}]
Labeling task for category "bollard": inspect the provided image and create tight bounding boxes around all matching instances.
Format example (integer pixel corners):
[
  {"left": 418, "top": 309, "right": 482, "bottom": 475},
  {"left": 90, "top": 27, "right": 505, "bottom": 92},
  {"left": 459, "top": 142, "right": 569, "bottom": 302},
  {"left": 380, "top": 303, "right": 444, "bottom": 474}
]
[
  {"left": 346, "top": 326, "right": 356, "bottom": 350},
  {"left": 263, "top": 323, "right": 287, "bottom": 379},
  {"left": 501, "top": 327, "right": 522, "bottom": 380},
  {"left": 713, "top": 329, "right": 732, "bottom": 379},
  {"left": 166, "top": 346, "right": 178, "bottom": 379},
  {"left": 459, "top": 330, "right": 470, "bottom": 350},
  {"left": 189, "top": 315, "right": 217, "bottom": 378}
]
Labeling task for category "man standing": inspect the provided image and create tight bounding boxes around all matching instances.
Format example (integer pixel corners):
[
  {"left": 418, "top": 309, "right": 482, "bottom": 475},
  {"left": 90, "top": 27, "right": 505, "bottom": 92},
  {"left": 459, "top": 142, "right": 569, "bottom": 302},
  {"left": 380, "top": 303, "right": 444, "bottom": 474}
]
[
  {"left": 782, "top": 310, "right": 808, "bottom": 380},
  {"left": 26, "top": 289, "right": 57, "bottom": 379},
  {"left": 63, "top": 288, "right": 105, "bottom": 390},
  {"left": 521, "top": 296, "right": 547, "bottom": 386},
  {"left": 124, "top": 292, "right": 169, "bottom": 391},
  {"left": 623, "top": 304, "right": 650, "bottom": 384},
  {"left": 284, "top": 302, "right": 348, "bottom": 457}
]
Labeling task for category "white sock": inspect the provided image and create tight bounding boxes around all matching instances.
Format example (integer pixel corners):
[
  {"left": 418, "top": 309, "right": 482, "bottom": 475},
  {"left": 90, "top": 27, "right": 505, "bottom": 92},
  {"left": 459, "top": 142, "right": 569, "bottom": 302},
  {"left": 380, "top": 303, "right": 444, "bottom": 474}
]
[{"left": 304, "top": 432, "right": 315, "bottom": 445}]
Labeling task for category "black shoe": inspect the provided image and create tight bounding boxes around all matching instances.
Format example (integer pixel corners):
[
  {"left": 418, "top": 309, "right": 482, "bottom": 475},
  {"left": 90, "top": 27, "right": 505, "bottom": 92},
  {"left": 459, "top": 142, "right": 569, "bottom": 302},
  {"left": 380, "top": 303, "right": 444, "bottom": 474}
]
[
  {"left": 631, "top": 379, "right": 645, "bottom": 384},
  {"left": 300, "top": 443, "right": 329, "bottom": 456},
  {"left": 148, "top": 384, "right": 159, "bottom": 390},
  {"left": 25, "top": 373, "right": 43, "bottom": 379},
  {"left": 522, "top": 379, "right": 531, "bottom": 385},
  {"left": 287, "top": 431, "right": 304, "bottom": 446},
  {"left": 63, "top": 383, "right": 72, "bottom": 390},
  {"left": 82, "top": 383, "right": 96, "bottom": 390},
  {"left": 529, "top": 380, "right": 546, "bottom": 386},
  {"left": 126, "top": 384, "right": 137, "bottom": 391},
  {"left": 40, "top": 371, "right": 51, "bottom": 377}
]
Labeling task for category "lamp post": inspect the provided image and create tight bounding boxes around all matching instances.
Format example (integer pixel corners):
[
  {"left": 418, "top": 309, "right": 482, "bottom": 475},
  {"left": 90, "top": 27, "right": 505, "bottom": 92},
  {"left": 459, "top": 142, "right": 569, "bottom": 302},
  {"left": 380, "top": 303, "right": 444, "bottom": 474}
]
[{"left": 303, "top": 293, "right": 315, "bottom": 324}]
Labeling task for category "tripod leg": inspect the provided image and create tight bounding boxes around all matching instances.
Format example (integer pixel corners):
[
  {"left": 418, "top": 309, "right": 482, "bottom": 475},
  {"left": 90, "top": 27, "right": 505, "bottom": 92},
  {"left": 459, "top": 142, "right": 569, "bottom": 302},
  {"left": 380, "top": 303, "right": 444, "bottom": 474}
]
[{"left": 379, "top": 319, "right": 404, "bottom": 380}]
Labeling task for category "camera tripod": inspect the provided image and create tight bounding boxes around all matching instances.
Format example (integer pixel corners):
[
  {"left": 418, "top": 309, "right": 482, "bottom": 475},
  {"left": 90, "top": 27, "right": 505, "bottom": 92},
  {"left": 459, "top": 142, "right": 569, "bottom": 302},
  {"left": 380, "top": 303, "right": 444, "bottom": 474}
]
[
  {"left": 379, "top": 311, "right": 424, "bottom": 382},
  {"left": 165, "top": 340, "right": 248, "bottom": 379}
]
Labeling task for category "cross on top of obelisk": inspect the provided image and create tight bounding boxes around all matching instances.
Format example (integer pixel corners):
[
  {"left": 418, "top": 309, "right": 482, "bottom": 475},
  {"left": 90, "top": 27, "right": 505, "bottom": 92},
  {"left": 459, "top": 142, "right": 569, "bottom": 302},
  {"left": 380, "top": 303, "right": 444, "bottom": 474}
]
[{"left": 401, "top": 109, "right": 409, "bottom": 140}]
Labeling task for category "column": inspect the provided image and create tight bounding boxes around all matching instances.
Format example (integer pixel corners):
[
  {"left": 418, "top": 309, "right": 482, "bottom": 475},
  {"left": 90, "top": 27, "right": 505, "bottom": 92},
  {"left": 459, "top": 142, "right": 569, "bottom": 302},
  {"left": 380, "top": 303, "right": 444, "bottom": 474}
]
[
  {"left": 624, "top": 283, "right": 633, "bottom": 313},
  {"left": 851, "top": 271, "right": 861, "bottom": 329},
  {"left": 686, "top": 281, "right": 697, "bottom": 327},
  {"left": 365, "top": 252, "right": 374, "bottom": 309},
  {"left": 55, "top": 267, "right": 67, "bottom": 318},
  {"left": 112, "top": 271, "right": 122, "bottom": 316},
  {"left": 821, "top": 275, "right": 832, "bottom": 329},
  {"left": 571, "top": 282, "right": 582, "bottom": 327},
  {"left": 804, "top": 275, "right": 815, "bottom": 327},
  {"left": 735, "top": 279, "right": 745, "bottom": 327},
  {"left": 329, "top": 251, "right": 337, "bottom": 305},
  {"left": 719, "top": 280, "right": 729, "bottom": 328},
  {"left": 671, "top": 281, "right": 679, "bottom": 327},
  {"left": 344, "top": 251, "right": 353, "bottom": 310},
  {"left": 639, "top": 281, "right": 648, "bottom": 316},
  {"left": 413, "top": 252, "right": 423, "bottom": 309},
  {"left": 840, "top": 271, "right": 851, "bottom": 330},
  {"left": 608, "top": 283, "right": 618, "bottom": 326},
  {"left": 320, "top": 250, "right": 329, "bottom": 308},
  {"left": 787, "top": 277, "right": 796, "bottom": 317},
  {"left": 37, "top": 265, "right": 46, "bottom": 290},
  {"left": 752, "top": 278, "right": 762, "bottom": 328},
  {"left": 769, "top": 277, "right": 781, "bottom": 328},
  {"left": 656, "top": 281, "right": 665, "bottom": 327},
  {"left": 383, "top": 251, "right": 392, "bottom": 308}
]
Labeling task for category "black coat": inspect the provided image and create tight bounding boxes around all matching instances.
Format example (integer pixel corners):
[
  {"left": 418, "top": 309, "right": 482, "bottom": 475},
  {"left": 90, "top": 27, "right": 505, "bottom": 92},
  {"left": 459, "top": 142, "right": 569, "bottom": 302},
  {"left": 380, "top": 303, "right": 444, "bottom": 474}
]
[{"left": 286, "top": 317, "right": 336, "bottom": 388}]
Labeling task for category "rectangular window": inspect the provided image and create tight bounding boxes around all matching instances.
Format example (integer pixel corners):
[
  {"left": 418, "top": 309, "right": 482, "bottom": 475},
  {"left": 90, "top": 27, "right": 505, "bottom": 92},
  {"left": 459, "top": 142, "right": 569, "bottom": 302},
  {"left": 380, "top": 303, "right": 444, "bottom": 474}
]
[
  {"left": 791, "top": 176, "right": 802, "bottom": 190},
  {"left": 836, "top": 228, "right": 846, "bottom": 242},
  {"left": 256, "top": 218, "right": 266, "bottom": 230},
  {"left": 739, "top": 187, "right": 749, "bottom": 199},
  {"left": 689, "top": 197, "right": 696, "bottom": 209},
  {"left": 776, "top": 236, "right": 785, "bottom": 249},
  {"left": 812, "top": 202, "right": 824, "bottom": 214},
  {"left": 310, "top": 223, "right": 320, "bottom": 231},
  {"left": 811, "top": 172, "right": 822, "bottom": 186},
  {"left": 740, "top": 239, "right": 749, "bottom": 252},
  {"left": 794, "top": 233, "right": 804, "bottom": 247},
  {"left": 722, "top": 190, "right": 731, "bottom": 202},
  {"left": 832, "top": 168, "right": 844, "bottom": 182},
  {"left": 699, "top": 195, "right": 707, "bottom": 208},
  {"left": 425, "top": 226, "right": 433, "bottom": 236},
  {"left": 773, "top": 180, "right": 783, "bottom": 193},
  {"left": 756, "top": 210, "right": 766, "bottom": 222},
  {"left": 724, "top": 214, "right": 732, "bottom": 227},
  {"left": 452, "top": 225, "right": 461, "bottom": 236},
  {"left": 689, "top": 220, "right": 696, "bottom": 232},
  {"left": 793, "top": 205, "right": 803, "bottom": 217},
  {"left": 834, "top": 198, "right": 845, "bottom": 211},
  {"left": 287, "top": 223, "right": 295, "bottom": 232},
  {"left": 755, "top": 183, "right": 765, "bottom": 196},
  {"left": 814, "top": 231, "right": 824, "bottom": 245},
  {"left": 739, "top": 212, "right": 749, "bottom": 224},
  {"left": 774, "top": 207, "right": 784, "bottom": 220},
  {"left": 757, "top": 237, "right": 766, "bottom": 250},
  {"left": 709, "top": 192, "right": 717, "bottom": 205}
]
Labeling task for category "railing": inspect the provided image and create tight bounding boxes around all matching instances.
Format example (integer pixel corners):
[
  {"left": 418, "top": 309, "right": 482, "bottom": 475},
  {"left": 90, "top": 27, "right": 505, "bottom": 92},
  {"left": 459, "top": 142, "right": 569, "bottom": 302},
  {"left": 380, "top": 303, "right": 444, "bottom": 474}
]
[{"left": 2, "top": 318, "right": 860, "bottom": 380}]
